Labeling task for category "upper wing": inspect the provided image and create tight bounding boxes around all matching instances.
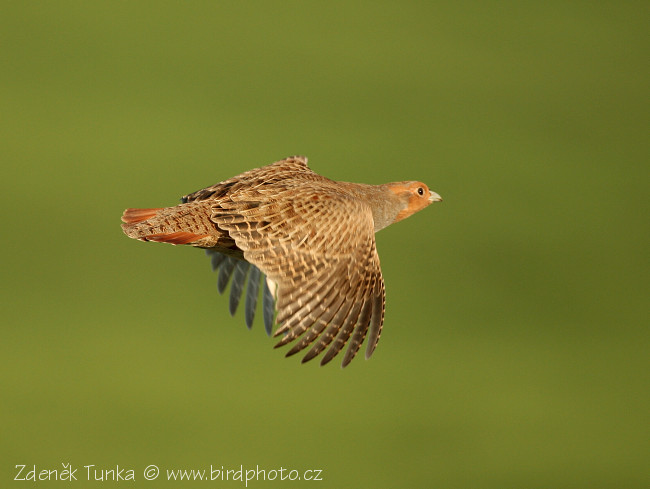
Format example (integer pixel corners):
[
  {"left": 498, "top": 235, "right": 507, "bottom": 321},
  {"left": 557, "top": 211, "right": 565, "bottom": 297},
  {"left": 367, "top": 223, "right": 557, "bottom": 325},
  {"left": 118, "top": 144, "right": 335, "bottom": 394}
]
[
  {"left": 210, "top": 182, "right": 386, "bottom": 367},
  {"left": 182, "top": 156, "right": 316, "bottom": 204},
  {"left": 186, "top": 156, "right": 316, "bottom": 335}
]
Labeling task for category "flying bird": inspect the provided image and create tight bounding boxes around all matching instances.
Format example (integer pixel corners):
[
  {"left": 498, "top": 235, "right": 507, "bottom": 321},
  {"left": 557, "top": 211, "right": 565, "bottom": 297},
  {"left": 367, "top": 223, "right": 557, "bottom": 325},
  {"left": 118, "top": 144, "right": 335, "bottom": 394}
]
[{"left": 121, "top": 156, "right": 441, "bottom": 367}]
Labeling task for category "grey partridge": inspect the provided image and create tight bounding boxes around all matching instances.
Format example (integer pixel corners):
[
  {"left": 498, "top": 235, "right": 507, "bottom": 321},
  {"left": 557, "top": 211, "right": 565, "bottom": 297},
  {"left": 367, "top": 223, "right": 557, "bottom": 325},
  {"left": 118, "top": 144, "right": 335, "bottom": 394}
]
[{"left": 121, "top": 156, "right": 441, "bottom": 367}]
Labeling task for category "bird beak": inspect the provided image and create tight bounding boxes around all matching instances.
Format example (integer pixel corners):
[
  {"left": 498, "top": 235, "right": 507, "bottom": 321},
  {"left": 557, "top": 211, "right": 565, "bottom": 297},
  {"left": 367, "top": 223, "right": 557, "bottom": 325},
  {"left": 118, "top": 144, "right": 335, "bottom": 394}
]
[{"left": 428, "top": 191, "right": 442, "bottom": 203}]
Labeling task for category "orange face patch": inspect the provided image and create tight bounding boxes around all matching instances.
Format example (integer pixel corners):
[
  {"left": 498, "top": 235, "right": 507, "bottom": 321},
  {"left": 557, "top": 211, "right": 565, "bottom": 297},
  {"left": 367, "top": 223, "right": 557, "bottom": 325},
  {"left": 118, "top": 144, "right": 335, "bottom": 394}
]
[{"left": 389, "top": 181, "right": 434, "bottom": 223}]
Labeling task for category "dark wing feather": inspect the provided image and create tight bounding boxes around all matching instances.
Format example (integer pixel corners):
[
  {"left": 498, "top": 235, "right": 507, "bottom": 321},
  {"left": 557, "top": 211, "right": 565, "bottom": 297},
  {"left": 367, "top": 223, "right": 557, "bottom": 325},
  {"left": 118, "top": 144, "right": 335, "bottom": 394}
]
[
  {"left": 229, "top": 260, "right": 249, "bottom": 315},
  {"left": 216, "top": 256, "right": 237, "bottom": 294},
  {"left": 245, "top": 266, "right": 261, "bottom": 329},
  {"left": 205, "top": 249, "right": 272, "bottom": 334},
  {"left": 262, "top": 280, "right": 275, "bottom": 336}
]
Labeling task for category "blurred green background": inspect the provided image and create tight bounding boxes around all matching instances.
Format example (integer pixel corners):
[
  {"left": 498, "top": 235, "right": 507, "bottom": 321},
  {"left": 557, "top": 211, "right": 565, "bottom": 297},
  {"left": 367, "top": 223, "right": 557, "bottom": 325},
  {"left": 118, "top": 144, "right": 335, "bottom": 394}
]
[{"left": 1, "top": 1, "right": 648, "bottom": 487}]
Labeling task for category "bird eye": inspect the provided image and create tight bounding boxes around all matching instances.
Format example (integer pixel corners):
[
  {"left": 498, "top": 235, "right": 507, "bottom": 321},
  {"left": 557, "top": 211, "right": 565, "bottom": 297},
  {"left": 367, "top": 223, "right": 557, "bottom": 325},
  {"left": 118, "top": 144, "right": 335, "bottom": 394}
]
[{"left": 417, "top": 187, "right": 424, "bottom": 196}]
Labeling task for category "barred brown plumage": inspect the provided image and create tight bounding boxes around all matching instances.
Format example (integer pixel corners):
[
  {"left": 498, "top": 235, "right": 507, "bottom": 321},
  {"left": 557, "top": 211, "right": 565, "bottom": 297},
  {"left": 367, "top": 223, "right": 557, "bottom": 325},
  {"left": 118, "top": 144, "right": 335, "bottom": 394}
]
[{"left": 121, "top": 156, "right": 442, "bottom": 367}]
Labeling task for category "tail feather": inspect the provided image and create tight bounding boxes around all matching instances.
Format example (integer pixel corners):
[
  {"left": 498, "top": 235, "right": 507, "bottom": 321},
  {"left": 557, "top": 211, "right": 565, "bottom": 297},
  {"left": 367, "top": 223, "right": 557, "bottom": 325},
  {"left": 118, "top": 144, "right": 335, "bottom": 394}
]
[
  {"left": 146, "top": 232, "right": 211, "bottom": 245},
  {"left": 121, "top": 203, "right": 221, "bottom": 248},
  {"left": 121, "top": 208, "right": 163, "bottom": 224}
]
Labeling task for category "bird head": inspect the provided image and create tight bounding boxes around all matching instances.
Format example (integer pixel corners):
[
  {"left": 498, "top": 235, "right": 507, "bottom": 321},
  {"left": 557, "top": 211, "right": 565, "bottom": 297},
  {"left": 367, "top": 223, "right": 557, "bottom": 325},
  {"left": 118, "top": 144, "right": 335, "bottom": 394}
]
[{"left": 388, "top": 181, "right": 442, "bottom": 224}]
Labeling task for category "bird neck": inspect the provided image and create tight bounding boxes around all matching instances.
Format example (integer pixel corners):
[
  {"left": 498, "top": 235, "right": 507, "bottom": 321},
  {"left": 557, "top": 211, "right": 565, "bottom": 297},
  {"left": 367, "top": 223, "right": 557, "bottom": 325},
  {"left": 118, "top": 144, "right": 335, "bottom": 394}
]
[{"left": 341, "top": 183, "right": 405, "bottom": 232}]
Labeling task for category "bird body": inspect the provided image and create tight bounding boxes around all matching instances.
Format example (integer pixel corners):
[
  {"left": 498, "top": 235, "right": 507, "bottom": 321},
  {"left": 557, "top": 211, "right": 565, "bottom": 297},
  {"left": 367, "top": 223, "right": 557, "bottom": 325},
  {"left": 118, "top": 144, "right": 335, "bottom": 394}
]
[{"left": 121, "top": 156, "right": 441, "bottom": 367}]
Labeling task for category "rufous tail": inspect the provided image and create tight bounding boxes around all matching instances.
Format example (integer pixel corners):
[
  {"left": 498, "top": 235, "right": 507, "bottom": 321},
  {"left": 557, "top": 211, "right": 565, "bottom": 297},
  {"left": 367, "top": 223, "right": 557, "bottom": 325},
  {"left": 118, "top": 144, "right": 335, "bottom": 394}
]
[
  {"left": 120, "top": 204, "right": 215, "bottom": 246},
  {"left": 121, "top": 208, "right": 163, "bottom": 224}
]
